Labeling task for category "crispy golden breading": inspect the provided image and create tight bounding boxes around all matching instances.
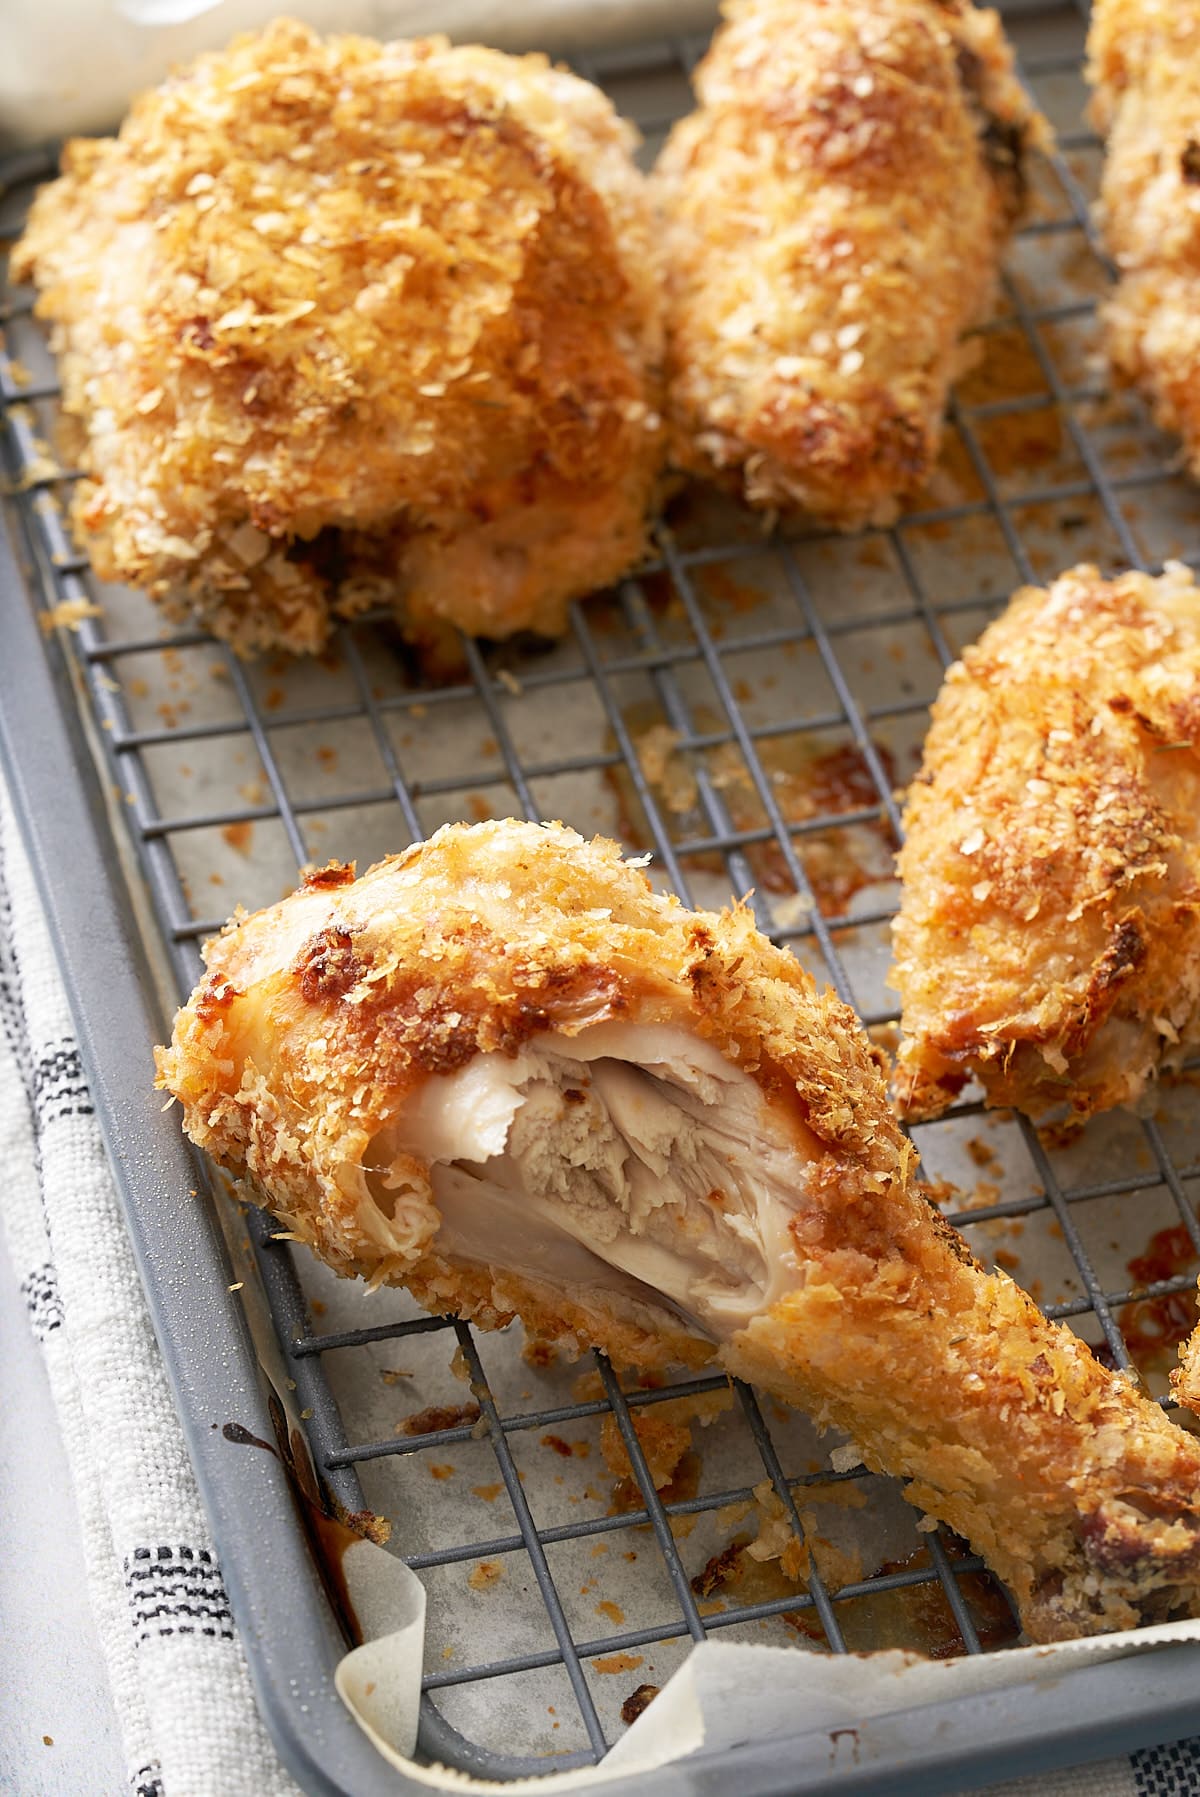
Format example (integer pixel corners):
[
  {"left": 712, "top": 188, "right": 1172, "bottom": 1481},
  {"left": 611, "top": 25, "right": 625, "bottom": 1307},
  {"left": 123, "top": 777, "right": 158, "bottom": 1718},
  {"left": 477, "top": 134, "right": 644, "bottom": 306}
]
[
  {"left": 654, "top": 0, "right": 1043, "bottom": 526},
  {"left": 1172, "top": 1322, "right": 1200, "bottom": 1415},
  {"left": 893, "top": 563, "right": 1200, "bottom": 1122},
  {"left": 1088, "top": 2, "right": 1200, "bottom": 476},
  {"left": 157, "top": 818, "right": 1200, "bottom": 1642},
  {"left": 11, "top": 20, "right": 664, "bottom": 656}
]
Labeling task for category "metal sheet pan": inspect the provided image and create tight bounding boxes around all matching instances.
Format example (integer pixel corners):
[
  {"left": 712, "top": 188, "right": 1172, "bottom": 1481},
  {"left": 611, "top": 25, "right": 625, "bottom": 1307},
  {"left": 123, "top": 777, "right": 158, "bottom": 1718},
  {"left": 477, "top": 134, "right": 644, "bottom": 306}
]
[{"left": 6, "top": 4, "right": 1200, "bottom": 1789}]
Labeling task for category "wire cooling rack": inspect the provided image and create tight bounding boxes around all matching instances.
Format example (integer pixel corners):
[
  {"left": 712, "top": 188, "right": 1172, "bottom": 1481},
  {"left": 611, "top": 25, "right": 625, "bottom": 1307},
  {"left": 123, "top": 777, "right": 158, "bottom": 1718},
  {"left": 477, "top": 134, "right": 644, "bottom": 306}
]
[{"left": 6, "top": 1, "right": 1200, "bottom": 1786}]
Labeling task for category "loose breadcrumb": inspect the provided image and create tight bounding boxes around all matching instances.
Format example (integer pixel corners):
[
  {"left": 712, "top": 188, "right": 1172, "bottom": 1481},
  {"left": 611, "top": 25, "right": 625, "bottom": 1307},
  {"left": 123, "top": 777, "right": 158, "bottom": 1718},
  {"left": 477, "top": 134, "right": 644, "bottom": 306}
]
[
  {"left": 38, "top": 597, "right": 102, "bottom": 634},
  {"left": 467, "top": 1560, "right": 503, "bottom": 1591}
]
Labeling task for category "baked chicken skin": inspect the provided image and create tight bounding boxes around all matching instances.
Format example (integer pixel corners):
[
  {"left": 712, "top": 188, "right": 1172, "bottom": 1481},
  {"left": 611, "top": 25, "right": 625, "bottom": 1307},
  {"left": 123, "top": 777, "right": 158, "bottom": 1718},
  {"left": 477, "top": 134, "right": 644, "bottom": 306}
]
[
  {"left": 11, "top": 19, "right": 664, "bottom": 657},
  {"left": 893, "top": 563, "right": 1200, "bottom": 1122},
  {"left": 1088, "top": 1, "right": 1200, "bottom": 478},
  {"left": 158, "top": 818, "right": 1200, "bottom": 1643},
  {"left": 654, "top": 0, "right": 1044, "bottom": 527}
]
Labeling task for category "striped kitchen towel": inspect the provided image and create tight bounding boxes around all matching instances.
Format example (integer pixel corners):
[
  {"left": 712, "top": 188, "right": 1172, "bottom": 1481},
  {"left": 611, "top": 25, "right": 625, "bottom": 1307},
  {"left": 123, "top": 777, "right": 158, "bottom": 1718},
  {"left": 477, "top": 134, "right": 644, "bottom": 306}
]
[{"left": 0, "top": 779, "right": 298, "bottom": 1797}]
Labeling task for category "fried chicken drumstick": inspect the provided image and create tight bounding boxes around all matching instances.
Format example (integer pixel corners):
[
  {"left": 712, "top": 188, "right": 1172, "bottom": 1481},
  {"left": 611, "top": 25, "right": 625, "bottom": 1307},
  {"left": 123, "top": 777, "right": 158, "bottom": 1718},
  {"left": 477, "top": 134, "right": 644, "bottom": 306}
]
[
  {"left": 1088, "top": 1, "right": 1200, "bottom": 479},
  {"left": 654, "top": 0, "right": 1043, "bottom": 526},
  {"left": 157, "top": 819, "right": 1200, "bottom": 1643},
  {"left": 893, "top": 562, "right": 1200, "bottom": 1123},
  {"left": 11, "top": 20, "right": 663, "bottom": 657}
]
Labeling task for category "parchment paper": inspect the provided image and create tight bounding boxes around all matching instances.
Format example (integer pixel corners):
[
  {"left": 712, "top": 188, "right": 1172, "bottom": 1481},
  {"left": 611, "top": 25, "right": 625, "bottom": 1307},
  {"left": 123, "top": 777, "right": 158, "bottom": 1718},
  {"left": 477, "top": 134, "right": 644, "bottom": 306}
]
[{"left": 331, "top": 1580, "right": 1200, "bottom": 1791}]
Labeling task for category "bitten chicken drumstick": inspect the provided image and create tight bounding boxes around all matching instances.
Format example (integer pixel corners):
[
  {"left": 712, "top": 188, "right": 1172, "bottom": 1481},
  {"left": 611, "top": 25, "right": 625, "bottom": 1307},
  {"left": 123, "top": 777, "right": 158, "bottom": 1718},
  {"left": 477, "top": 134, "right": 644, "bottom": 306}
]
[
  {"left": 11, "top": 20, "right": 664, "bottom": 657},
  {"left": 158, "top": 819, "right": 1200, "bottom": 1643},
  {"left": 892, "top": 563, "right": 1200, "bottom": 1122},
  {"left": 654, "top": 0, "right": 1044, "bottom": 526},
  {"left": 1088, "top": 1, "right": 1200, "bottom": 479}
]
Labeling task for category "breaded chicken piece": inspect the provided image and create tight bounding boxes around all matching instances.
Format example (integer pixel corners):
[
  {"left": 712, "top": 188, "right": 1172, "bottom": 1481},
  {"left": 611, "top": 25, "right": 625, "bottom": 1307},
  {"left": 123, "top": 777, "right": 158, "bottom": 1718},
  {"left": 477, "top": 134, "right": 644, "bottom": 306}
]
[
  {"left": 11, "top": 20, "right": 663, "bottom": 657},
  {"left": 893, "top": 563, "right": 1200, "bottom": 1122},
  {"left": 1088, "top": 2, "right": 1200, "bottom": 477},
  {"left": 157, "top": 818, "right": 1200, "bottom": 1643},
  {"left": 654, "top": 0, "right": 1044, "bottom": 527}
]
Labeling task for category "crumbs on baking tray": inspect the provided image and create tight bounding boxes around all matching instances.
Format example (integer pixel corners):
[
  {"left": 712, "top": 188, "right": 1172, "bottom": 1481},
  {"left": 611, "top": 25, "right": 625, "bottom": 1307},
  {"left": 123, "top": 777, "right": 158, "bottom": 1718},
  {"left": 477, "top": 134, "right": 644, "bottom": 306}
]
[{"left": 39, "top": 597, "right": 102, "bottom": 634}]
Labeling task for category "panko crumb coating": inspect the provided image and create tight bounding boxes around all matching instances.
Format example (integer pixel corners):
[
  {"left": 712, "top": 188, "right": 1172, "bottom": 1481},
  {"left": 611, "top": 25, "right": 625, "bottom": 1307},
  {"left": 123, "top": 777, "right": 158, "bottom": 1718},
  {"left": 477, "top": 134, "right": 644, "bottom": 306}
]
[
  {"left": 11, "top": 20, "right": 665, "bottom": 656},
  {"left": 1088, "top": 2, "right": 1200, "bottom": 478},
  {"left": 893, "top": 563, "right": 1200, "bottom": 1123},
  {"left": 158, "top": 818, "right": 1200, "bottom": 1642},
  {"left": 655, "top": 0, "right": 1045, "bottom": 527}
]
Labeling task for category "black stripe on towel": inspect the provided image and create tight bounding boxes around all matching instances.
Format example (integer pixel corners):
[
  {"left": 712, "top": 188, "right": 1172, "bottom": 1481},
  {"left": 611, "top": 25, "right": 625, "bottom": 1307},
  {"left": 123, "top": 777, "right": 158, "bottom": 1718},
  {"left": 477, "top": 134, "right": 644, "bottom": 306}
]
[
  {"left": 1133, "top": 1740, "right": 1200, "bottom": 1796},
  {"left": 32, "top": 1041, "right": 94, "bottom": 1126},
  {"left": 19, "top": 1260, "right": 63, "bottom": 1338},
  {"left": 124, "top": 1545, "right": 235, "bottom": 1644}
]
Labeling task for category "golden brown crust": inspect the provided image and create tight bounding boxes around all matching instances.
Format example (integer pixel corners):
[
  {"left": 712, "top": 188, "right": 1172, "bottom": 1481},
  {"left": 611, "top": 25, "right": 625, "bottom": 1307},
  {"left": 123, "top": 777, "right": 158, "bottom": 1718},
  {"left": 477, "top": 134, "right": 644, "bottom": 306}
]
[
  {"left": 1172, "top": 1303, "right": 1200, "bottom": 1416},
  {"left": 892, "top": 563, "right": 1200, "bottom": 1121},
  {"left": 159, "top": 819, "right": 1200, "bottom": 1643},
  {"left": 12, "top": 20, "right": 664, "bottom": 654},
  {"left": 402, "top": 1251, "right": 715, "bottom": 1376},
  {"left": 654, "top": 0, "right": 1044, "bottom": 526},
  {"left": 159, "top": 822, "right": 911, "bottom": 1283},
  {"left": 1088, "top": 1, "right": 1200, "bottom": 473},
  {"left": 728, "top": 1268, "right": 1200, "bottom": 1641}
]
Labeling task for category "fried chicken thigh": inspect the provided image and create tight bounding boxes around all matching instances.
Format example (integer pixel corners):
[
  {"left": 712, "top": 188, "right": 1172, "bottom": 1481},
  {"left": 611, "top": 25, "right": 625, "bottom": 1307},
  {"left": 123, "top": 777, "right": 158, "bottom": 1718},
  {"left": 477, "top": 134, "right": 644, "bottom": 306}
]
[
  {"left": 158, "top": 818, "right": 1200, "bottom": 1643},
  {"left": 893, "top": 563, "right": 1200, "bottom": 1122},
  {"left": 654, "top": 0, "right": 1043, "bottom": 526},
  {"left": 1088, "top": 2, "right": 1200, "bottom": 478},
  {"left": 11, "top": 20, "right": 663, "bottom": 656}
]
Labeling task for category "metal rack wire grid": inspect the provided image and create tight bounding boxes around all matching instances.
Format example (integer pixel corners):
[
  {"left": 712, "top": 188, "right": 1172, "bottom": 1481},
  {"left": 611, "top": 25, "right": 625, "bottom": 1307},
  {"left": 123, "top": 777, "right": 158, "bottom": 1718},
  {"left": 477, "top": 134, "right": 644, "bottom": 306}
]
[{"left": 5, "top": 0, "right": 1200, "bottom": 1778}]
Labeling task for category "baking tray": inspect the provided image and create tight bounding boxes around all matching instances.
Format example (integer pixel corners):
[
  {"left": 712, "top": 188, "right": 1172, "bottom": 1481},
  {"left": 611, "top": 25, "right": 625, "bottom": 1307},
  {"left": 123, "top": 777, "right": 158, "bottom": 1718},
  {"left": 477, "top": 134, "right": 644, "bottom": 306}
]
[{"left": 6, "top": 3, "right": 1200, "bottom": 1792}]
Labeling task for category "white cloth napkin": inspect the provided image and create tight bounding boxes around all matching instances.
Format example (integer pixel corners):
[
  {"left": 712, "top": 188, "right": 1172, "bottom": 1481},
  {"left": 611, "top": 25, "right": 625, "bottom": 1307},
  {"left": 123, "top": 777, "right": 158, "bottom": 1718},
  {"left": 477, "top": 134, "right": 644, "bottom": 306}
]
[
  {"left": 0, "top": 768, "right": 1195, "bottom": 1797},
  {"left": 0, "top": 780, "right": 299, "bottom": 1797}
]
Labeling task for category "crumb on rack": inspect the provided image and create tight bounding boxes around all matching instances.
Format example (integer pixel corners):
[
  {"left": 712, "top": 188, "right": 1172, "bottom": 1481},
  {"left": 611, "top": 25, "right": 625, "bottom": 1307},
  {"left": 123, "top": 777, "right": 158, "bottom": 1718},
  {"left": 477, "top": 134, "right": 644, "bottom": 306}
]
[
  {"left": 600, "top": 1385, "right": 732, "bottom": 1492},
  {"left": 38, "top": 597, "right": 102, "bottom": 634},
  {"left": 592, "top": 1652, "right": 644, "bottom": 1675},
  {"left": 467, "top": 1560, "right": 503, "bottom": 1591},
  {"left": 398, "top": 1401, "right": 480, "bottom": 1436},
  {"left": 541, "top": 1433, "right": 589, "bottom": 1459},
  {"left": 620, "top": 1684, "right": 660, "bottom": 1726},
  {"left": 221, "top": 820, "right": 254, "bottom": 855}
]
